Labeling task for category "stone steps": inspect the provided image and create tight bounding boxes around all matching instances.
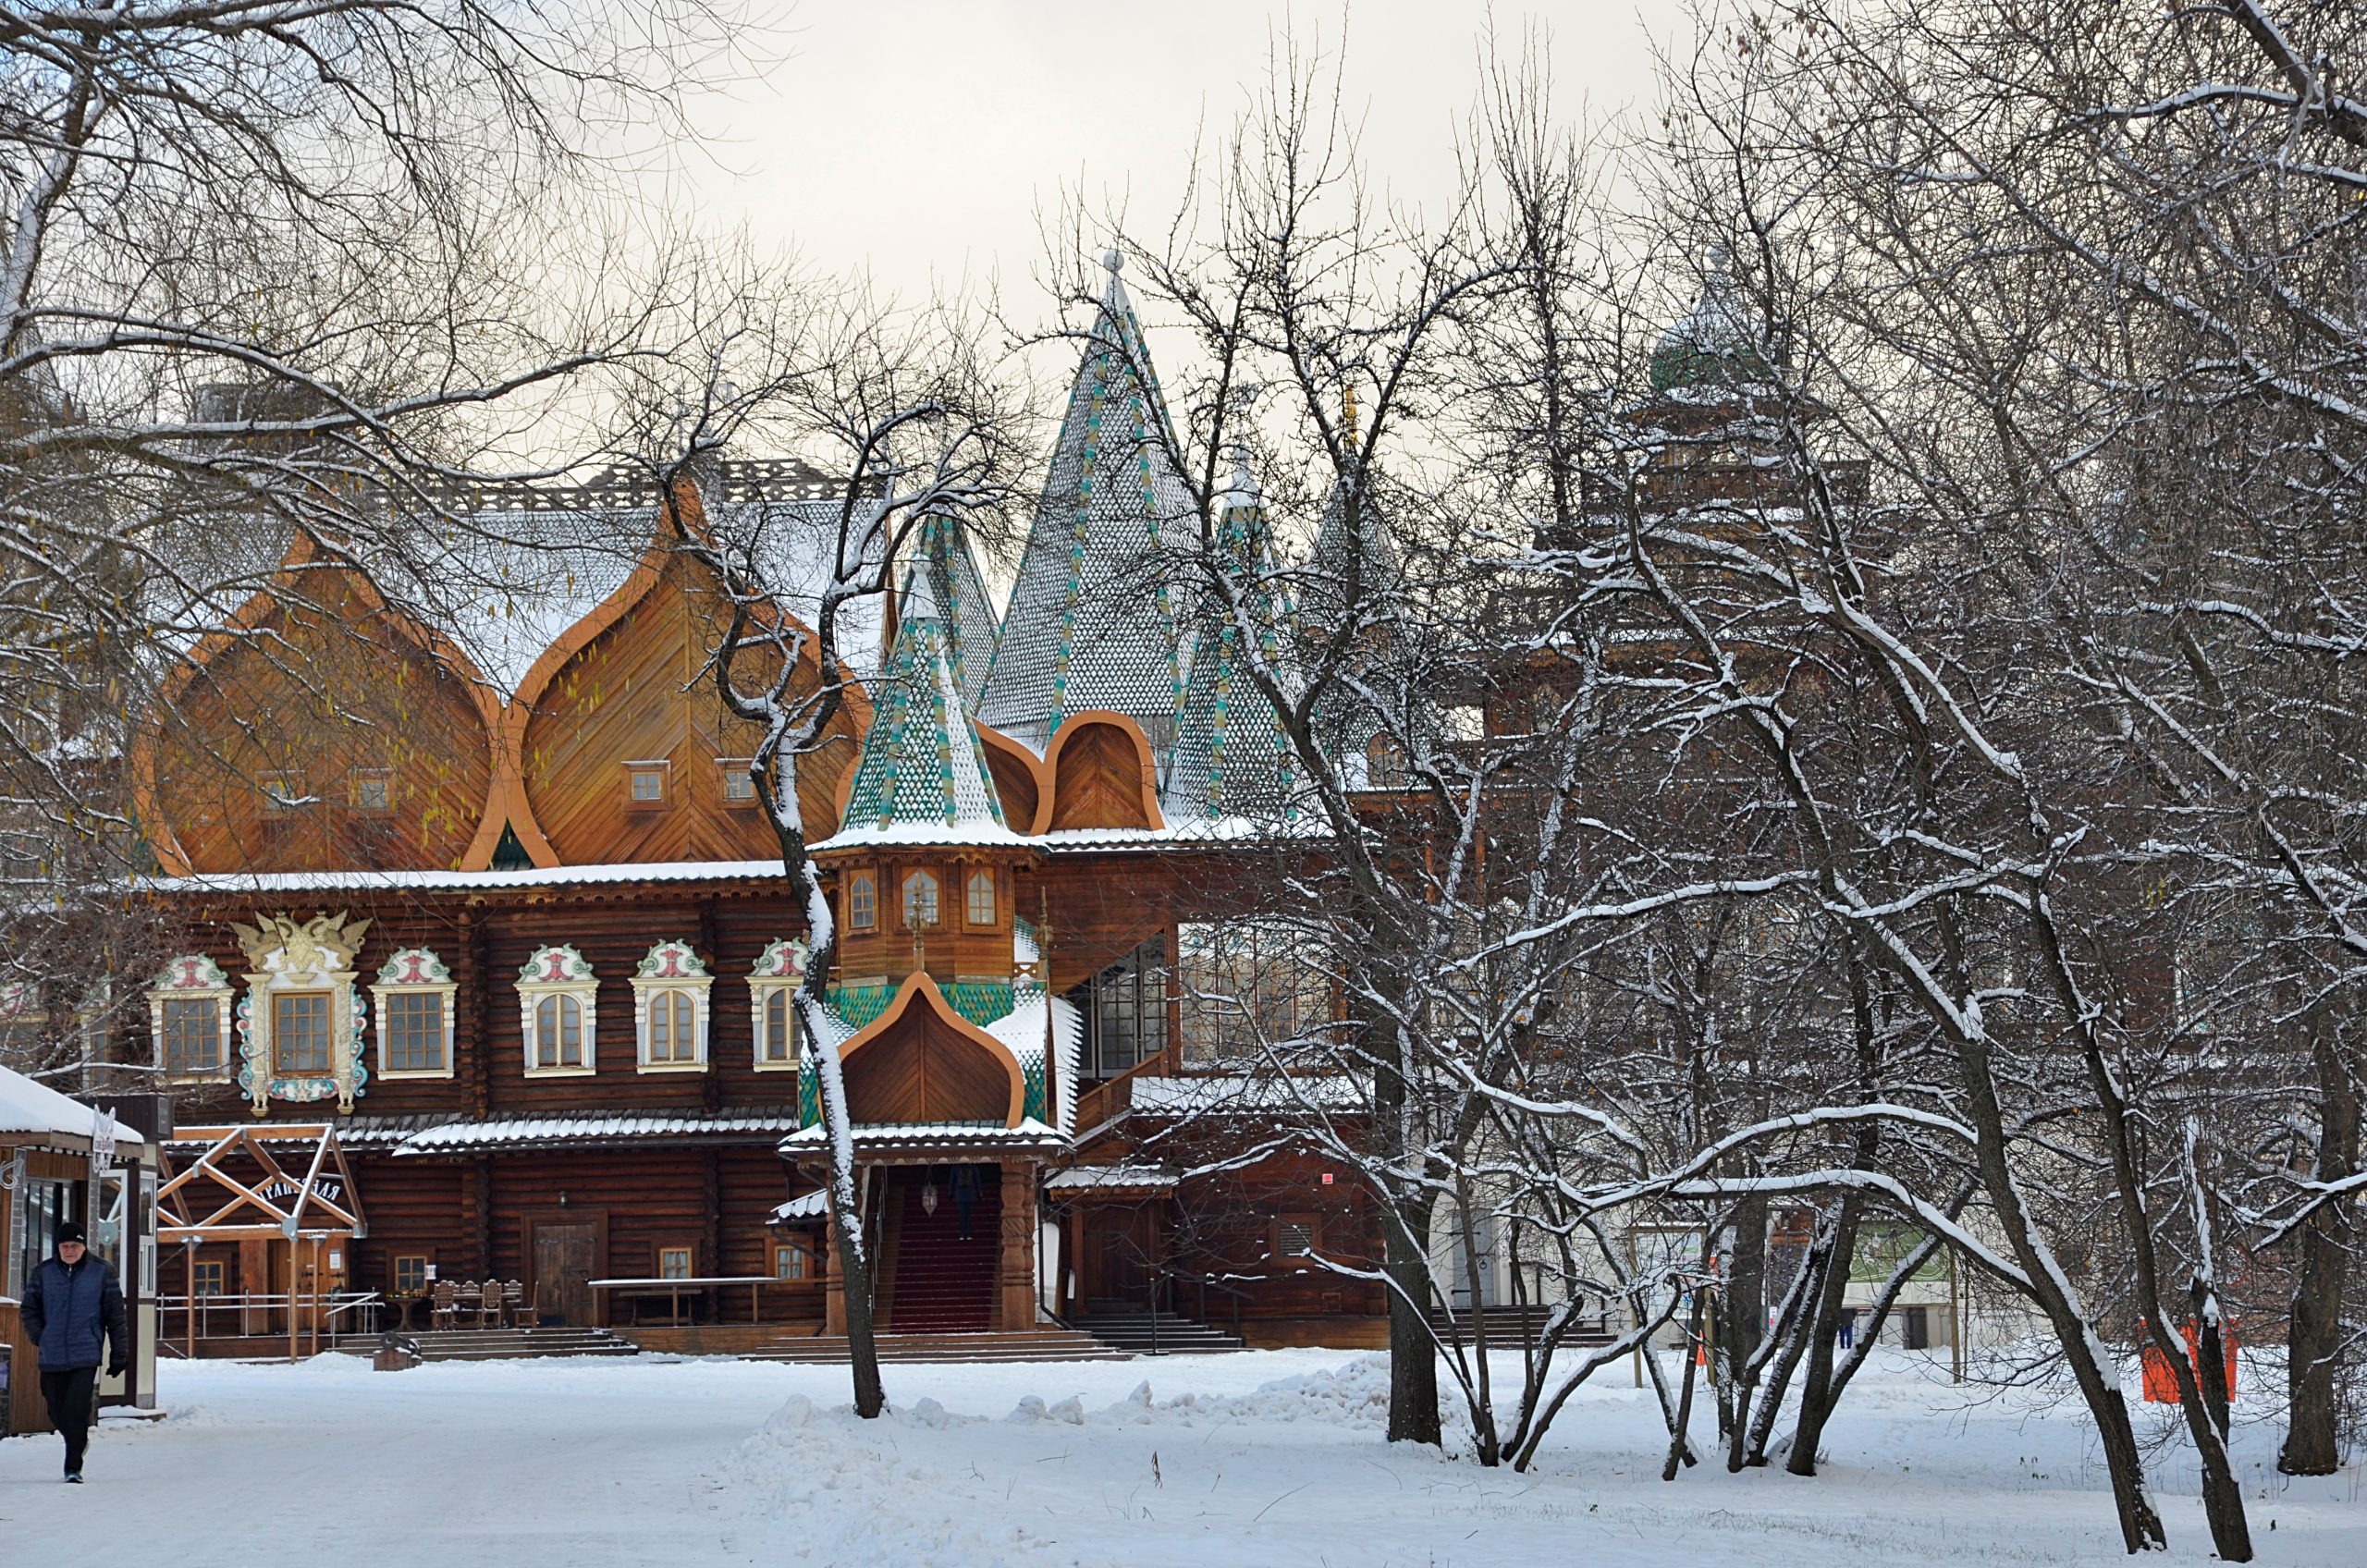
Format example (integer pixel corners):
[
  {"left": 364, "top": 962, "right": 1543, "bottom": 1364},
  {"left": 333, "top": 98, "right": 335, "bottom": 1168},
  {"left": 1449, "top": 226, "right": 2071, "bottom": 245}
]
[{"left": 337, "top": 1327, "right": 639, "bottom": 1362}]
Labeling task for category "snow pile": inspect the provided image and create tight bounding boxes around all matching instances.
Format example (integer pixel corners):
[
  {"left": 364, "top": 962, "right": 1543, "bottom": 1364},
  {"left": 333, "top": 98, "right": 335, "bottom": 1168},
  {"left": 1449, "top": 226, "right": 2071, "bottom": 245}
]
[
  {"left": 731, "top": 1392, "right": 1088, "bottom": 1568},
  {"left": 1004, "top": 1354, "right": 1396, "bottom": 1433}
]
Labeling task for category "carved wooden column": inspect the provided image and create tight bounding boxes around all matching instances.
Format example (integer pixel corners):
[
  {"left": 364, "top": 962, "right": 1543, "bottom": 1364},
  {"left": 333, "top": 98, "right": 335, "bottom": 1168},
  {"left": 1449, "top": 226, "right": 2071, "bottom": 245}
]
[{"left": 996, "top": 1158, "right": 1037, "bottom": 1329}]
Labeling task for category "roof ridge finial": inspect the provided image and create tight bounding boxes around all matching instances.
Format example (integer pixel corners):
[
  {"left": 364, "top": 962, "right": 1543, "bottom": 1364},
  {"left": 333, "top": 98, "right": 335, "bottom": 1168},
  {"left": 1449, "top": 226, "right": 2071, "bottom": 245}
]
[{"left": 1343, "top": 381, "right": 1359, "bottom": 450}]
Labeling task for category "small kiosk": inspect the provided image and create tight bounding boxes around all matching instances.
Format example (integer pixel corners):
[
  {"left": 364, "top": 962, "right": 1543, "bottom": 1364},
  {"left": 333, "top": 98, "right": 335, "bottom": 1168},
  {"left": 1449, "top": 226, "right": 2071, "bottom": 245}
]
[{"left": 0, "top": 1066, "right": 160, "bottom": 1435}]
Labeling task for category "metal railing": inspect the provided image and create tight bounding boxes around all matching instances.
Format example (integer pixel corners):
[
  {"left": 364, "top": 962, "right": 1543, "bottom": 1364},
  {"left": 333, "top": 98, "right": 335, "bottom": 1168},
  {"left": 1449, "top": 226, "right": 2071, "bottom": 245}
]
[{"left": 162, "top": 1290, "right": 381, "bottom": 1352}]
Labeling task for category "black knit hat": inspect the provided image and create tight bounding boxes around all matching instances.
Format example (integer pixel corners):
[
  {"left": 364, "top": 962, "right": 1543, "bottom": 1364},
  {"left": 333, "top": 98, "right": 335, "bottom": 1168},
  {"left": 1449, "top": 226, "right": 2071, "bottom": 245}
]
[{"left": 55, "top": 1221, "right": 86, "bottom": 1246}]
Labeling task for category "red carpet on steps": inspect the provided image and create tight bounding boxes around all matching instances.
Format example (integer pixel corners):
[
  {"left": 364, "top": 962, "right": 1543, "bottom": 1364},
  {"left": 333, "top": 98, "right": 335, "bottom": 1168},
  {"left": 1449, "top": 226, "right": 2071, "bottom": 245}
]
[{"left": 889, "top": 1173, "right": 999, "bottom": 1333}]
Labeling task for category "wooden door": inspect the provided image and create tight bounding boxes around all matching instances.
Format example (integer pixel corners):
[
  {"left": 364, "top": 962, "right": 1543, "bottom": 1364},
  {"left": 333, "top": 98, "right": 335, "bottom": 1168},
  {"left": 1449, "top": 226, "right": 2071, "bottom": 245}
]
[
  {"left": 533, "top": 1224, "right": 596, "bottom": 1327},
  {"left": 1084, "top": 1207, "right": 1152, "bottom": 1308}
]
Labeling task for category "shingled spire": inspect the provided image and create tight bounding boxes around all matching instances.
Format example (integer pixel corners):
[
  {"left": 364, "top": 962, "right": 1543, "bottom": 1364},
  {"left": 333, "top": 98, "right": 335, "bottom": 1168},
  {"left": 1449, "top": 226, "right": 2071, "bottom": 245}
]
[
  {"left": 978, "top": 251, "right": 1191, "bottom": 767},
  {"left": 1170, "top": 450, "right": 1296, "bottom": 820},
  {"left": 906, "top": 512, "right": 1000, "bottom": 710},
  {"left": 836, "top": 562, "right": 1012, "bottom": 839}
]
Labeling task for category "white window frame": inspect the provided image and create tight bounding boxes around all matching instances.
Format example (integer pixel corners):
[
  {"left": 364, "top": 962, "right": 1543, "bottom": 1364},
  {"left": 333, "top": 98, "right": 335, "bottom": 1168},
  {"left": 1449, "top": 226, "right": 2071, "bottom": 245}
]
[
  {"left": 150, "top": 954, "right": 233, "bottom": 1082},
  {"left": 371, "top": 947, "right": 457, "bottom": 1079},
  {"left": 747, "top": 937, "right": 808, "bottom": 1074},
  {"left": 632, "top": 938, "right": 711, "bottom": 1074},
  {"left": 518, "top": 944, "right": 598, "bottom": 1078}
]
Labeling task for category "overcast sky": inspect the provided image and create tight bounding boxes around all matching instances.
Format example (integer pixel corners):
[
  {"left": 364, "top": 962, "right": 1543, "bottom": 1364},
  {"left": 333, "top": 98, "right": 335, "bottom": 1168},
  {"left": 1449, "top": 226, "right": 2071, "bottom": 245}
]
[{"left": 679, "top": 2, "right": 1690, "bottom": 314}]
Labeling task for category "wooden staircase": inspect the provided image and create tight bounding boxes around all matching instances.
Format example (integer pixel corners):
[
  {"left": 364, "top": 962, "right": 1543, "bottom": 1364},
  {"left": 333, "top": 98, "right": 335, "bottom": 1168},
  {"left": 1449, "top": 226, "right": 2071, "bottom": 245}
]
[
  {"left": 887, "top": 1171, "right": 999, "bottom": 1333},
  {"left": 1429, "top": 1304, "right": 1614, "bottom": 1347},
  {"left": 1072, "top": 1305, "right": 1245, "bottom": 1355}
]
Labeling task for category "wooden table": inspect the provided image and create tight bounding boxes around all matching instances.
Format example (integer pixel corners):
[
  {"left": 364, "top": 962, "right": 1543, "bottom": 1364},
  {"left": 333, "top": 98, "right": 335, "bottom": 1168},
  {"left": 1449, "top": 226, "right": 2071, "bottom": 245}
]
[{"left": 587, "top": 1276, "right": 780, "bottom": 1327}]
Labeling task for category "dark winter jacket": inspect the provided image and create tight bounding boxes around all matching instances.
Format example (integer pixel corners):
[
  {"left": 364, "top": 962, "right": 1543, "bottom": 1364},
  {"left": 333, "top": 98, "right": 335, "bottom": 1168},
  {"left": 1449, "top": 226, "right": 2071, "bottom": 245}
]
[{"left": 20, "top": 1253, "right": 129, "bottom": 1371}]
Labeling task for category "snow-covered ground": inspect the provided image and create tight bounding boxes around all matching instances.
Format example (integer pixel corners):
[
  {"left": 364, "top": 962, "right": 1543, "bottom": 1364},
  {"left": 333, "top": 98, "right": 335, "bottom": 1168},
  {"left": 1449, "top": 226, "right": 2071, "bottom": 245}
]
[{"left": 0, "top": 1347, "right": 2359, "bottom": 1565}]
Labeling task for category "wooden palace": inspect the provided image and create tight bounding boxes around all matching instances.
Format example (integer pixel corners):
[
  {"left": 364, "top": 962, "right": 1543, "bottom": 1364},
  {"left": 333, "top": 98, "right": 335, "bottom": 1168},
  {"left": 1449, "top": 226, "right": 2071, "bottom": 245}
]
[{"left": 114, "top": 255, "right": 1388, "bottom": 1356}]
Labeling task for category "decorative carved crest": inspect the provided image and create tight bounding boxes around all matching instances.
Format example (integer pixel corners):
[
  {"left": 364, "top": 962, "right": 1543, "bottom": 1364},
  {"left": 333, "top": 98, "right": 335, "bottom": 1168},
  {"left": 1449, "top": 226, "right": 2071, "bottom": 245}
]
[
  {"left": 231, "top": 911, "right": 371, "bottom": 975},
  {"left": 518, "top": 944, "right": 594, "bottom": 985},
  {"left": 634, "top": 938, "right": 707, "bottom": 980},
  {"left": 752, "top": 937, "right": 810, "bottom": 981},
  {"left": 376, "top": 947, "right": 453, "bottom": 986},
  {"left": 155, "top": 953, "right": 229, "bottom": 991}
]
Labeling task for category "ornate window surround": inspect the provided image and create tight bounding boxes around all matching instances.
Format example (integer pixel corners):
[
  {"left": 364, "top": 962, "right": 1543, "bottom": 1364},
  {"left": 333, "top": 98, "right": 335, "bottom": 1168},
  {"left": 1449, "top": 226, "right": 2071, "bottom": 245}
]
[
  {"left": 149, "top": 954, "right": 233, "bottom": 1082},
  {"left": 518, "top": 944, "right": 598, "bottom": 1077},
  {"left": 632, "top": 938, "right": 712, "bottom": 1073},
  {"left": 229, "top": 912, "right": 373, "bottom": 1114},
  {"left": 747, "top": 937, "right": 808, "bottom": 1073},
  {"left": 371, "top": 947, "right": 458, "bottom": 1079}
]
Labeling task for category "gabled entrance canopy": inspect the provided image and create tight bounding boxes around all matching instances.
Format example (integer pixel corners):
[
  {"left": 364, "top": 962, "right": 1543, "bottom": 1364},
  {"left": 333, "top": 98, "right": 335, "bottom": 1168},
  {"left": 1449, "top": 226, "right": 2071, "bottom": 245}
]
[{"left": 158, "top": 1123, "right": 367, "bottom": 1242}]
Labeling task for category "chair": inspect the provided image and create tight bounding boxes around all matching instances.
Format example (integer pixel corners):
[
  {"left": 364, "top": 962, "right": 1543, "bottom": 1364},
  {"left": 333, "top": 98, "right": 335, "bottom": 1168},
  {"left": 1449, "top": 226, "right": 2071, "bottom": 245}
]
[
  {"left": 504, "top": 1279, "right": 529, "bottom": 1329},
  {"left": 430, "top": 1280, "right": 458, "bottom": 1330},
  {"left": 477, "top": 1279, "right": 506, "bottom": 1329}
]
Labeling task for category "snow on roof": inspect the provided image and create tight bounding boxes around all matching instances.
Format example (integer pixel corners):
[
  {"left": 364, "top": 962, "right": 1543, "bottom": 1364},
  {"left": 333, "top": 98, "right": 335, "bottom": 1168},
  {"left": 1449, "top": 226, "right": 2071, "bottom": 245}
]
[
  {"left": 406, "top": 496, "right": 890, "bottom": 699},
  {"left": 1034, "top": 816, "right": 1327, "bottom": 852},
  {"left": 0, "top": 1064, "right": 148, "bottom": 1144},
  {"left": 769, "top": 1190, "right": 830, "bottom": 1223},
  {"left": 1125, "top": 1072, "right": 1366, "bottom": 1116},
  {"left": 987, "top": 991, "right": 1082, "bottom": 1133},
  {"left": 390, "top": 1106, "right": 801, "bottom": 1156},
  {"left": 1044, "top": 1164, "right": 1177, "bottom": 1192},
  {"left": 141, "top": 859, "right": 793, "bottom": 896},
  {"left": 779, "top": 1118, "right": 1067, "bottom": 1149}
]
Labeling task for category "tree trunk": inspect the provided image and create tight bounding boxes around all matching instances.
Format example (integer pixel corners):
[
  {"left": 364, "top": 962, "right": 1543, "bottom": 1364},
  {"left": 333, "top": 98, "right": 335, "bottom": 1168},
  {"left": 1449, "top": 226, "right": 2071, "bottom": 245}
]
[
  {"left": 1663, "top": 1288, "right": 1707, "bottom": 1481},
  {"left": 1787, "top": 1194, "right": 1865, "bottom": 1476},
  {"left": 2281, "top": 1018, "right": 2358, "bottom": 1476},
  {"left": 1385, "top": 1192, "right": 1443, "bottom": 1446}
]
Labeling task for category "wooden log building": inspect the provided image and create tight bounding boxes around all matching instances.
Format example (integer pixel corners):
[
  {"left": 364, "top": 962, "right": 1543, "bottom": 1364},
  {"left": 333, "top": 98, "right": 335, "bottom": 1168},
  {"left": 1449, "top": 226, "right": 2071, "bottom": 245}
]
[{"left": 113, "top": 254, "right": 1388, "bottom": 1356}]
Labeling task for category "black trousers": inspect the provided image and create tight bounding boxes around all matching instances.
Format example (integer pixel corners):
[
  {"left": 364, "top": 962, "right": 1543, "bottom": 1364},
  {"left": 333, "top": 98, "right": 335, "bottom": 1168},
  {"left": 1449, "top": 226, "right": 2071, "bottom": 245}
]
[{"left": 39, "top": 1366, "right": 98, "bottom": 1475}]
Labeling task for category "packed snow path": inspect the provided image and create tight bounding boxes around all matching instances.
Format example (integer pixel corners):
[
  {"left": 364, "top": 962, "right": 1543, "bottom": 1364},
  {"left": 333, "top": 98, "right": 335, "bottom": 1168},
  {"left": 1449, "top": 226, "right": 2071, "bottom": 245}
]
[{"left": 0, "top": 1350, "right": 2358, "bottom": 1565}]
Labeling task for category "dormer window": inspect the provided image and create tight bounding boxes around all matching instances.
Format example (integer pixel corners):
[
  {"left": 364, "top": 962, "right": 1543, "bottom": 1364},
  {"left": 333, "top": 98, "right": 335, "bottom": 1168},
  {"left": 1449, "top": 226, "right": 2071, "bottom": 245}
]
[
  {"left": 965, "top": 868, "right": 997, "bottom": 926},
  {"left": 624, "top": 760, "right": 668, "bottom": 805},
  {"left": 350, "top": 767, "right": 392, "bottom": 812},
  {"left": 901, "top": 869, "right": 940, "bottom": 929},
  {"left": 848, "top": 871, "right": 877, "bottom": 931}
]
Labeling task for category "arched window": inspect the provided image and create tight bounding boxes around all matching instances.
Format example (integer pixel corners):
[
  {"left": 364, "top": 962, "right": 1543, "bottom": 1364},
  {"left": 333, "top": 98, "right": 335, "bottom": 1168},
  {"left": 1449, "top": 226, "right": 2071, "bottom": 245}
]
[
  {"left": 965, "top": 868, "right": 997, "bottom": 926},
  {"left": 647, "top": 990, "right": 696, "bottom": 1064},
  {"left": 518, "top": 944, "right": 597, "bottom": 1076},
  {"left": 534, "top": 993, "right": 583, "bottom": 1069},
  {"left": 848, "top": 871, "right": 877, "bottom": 931},
  {"left": 761, "top": 987, "right": 799, "bottom": 1066},
  {"left": 901, "top": 869, "right": 940, "bottom": 928}
]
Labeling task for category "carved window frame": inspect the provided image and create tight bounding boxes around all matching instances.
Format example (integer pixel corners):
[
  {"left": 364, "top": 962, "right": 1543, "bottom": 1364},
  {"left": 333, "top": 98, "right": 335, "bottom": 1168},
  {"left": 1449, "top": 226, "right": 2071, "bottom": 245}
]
[
  {"left": 371, "top": 946, "right": 458, "bottom": 1079},
  {"left": 518, "top": 944, "right": 598, "bottom": 1078},
  {"left": 149, "top": 954, "right": 233, "bottom": 1083},
  {"left": 631, "top": 938, "right": 711, "bottom": 1074},
  {"left": 231, "top": 913, "right": 372, "bottom": 1115},
  {"left": 747, "top": 937, "right": 808, "bottom": 1074}
]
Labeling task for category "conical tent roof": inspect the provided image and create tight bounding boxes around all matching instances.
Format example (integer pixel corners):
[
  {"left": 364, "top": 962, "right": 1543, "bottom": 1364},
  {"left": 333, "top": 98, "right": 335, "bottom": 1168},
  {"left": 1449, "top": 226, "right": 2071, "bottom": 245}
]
[
  {"left": 836, "top": 567, "right": 1012, "bottom": 840},
  {"left": 1170, "top": 454, "right": 1297, "bottom": 819},
  {"left": 1649, "top": 246, "right": 1788, "bottom": 393},
  {"left": 979, "top": 252, "right": 1192, "bottom": 763},
  {"left": 1304, "top": 472, "right": 1399, "bottom": 635},
  {"left": 907, "top": 512, "right": 1000, "bottom": 710}
]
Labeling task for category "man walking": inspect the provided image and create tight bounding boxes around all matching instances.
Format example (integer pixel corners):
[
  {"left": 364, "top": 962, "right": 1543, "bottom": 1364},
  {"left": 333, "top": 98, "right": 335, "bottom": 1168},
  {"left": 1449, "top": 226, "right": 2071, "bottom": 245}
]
[{"left": 19, "top": 1221, "right": 129, "bottom": 1483}]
